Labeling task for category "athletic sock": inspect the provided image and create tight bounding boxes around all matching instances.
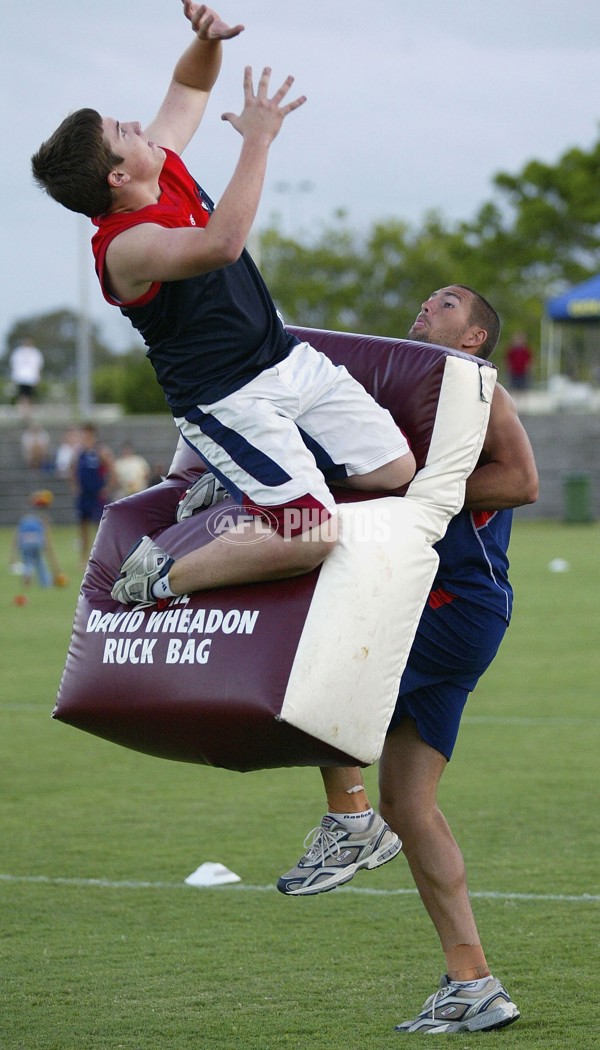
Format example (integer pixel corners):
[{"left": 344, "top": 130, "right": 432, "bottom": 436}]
[
  {"left": 450, "top": 976, "right": 492, "bottom": 990},
  {"left": 151, "top": 573, "right": 175, "bottom": 600},
  {"left": 329, "top": 807, "right": 374, "bottom": 833}
]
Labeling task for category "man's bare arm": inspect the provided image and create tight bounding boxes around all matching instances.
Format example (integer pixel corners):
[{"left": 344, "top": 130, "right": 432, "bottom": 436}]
[
  {"left": 106, "top": 67, "right": 306, "bottom": 302},
  {"left": 145, "top": 3, "right": 244, "bottom": 155},
  {"left": 464, "top": 384, "right": 539, "bottom": 511}
]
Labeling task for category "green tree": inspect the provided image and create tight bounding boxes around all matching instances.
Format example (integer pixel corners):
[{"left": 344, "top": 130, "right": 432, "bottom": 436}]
[
  {"left": 263, "top": 130, "right": 600, "bottom": 365},
  {"left": 259, "top": 219, "right": 365, "bottom": 331},
  {"left": 92, "top": 349, "right": 168, "bottom": 413},
  {"left": 492, "top": 137, "right": 600, "bottom": 286},
  {"left": 260, "top": 211, "right": 516, "bottom": 341}
]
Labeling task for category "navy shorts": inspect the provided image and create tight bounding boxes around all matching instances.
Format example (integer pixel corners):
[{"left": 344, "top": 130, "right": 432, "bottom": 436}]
[
  {"left": 388, "top": 595, "right": 508, "bottom": 761},
  {"left": 76, "top": 493, "right": 105, "bottom": 523},
  {"left": 175, "top": 342, "right": 408, "bottom": 535}
]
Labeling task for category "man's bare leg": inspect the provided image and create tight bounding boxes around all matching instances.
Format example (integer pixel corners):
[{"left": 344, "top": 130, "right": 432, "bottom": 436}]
[
  {"left": 282, "top": 718, "right": 490, "bottom": 974},
  {"left": 344, "top": 449, "right": 416, "bottom": 491},
  {"left": 379, "top": 718, "right": 489, "bottom": 981},
  {"left": 320, "top": 766, "right": 370, "bottom": 815},
  {"left": 277, "top": 765, "right": 400, "bottom": 896},
  {"left": 168, "top": 516, "right": 338, "bottom": 594},
  {"left": 113, "top": 515, "right": 339, "bottom": 605}
]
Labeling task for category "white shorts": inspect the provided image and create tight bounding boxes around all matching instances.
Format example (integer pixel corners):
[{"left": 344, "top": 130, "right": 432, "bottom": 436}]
[{"left": 175, "top": 342, "right": 408, "bottom": 532}]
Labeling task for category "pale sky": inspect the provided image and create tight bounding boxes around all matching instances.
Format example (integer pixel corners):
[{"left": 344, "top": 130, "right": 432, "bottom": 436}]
[{"left": 3, "top": 0, "right": 600, "bottom": 352}]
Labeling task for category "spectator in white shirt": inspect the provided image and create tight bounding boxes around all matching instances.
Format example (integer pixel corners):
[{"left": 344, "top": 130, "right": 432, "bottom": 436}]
[{"left": 10, "top": 337, "right": 44, "bottom": 419}]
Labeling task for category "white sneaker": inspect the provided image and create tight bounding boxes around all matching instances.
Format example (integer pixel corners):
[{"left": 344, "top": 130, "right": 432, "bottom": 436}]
[
  {"left": 177, "top": 472, "right": 228, "bottom": 522},
  {"left": 277, "top": 813, "right": 401, "bottom": 896},
  {"left": 111, "top": 536, "right": 174, "bottom": 606},
  {"left": 395, "top": 974, "right": 520, "bottom": 1033}
]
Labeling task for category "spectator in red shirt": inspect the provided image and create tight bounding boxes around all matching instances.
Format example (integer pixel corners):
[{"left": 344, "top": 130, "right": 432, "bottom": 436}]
[{"left": 505, "top": 333, "right": 533, "bottom": 390}]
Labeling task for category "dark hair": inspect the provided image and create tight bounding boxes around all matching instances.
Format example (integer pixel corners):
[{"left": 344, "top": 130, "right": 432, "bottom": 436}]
[
  {"left": 456, "top": 285, "right": 501, "bottom": 358},
  {"left": 31, "top": 108, "right": 123, "bottom": 218}
]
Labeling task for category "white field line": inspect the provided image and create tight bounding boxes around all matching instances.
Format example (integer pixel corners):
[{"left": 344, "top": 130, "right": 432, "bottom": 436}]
[
  {"left": 0, "top": 873, "right": 597, "bottom": 903},
  {"left": 462, "top": 715, "right": 600, "bottom": 727}
]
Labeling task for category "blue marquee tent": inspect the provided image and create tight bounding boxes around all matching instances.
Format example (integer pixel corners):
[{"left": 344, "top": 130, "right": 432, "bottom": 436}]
[
  {"left": 547, "top": 272, "right": 600, "bottom": 322},
  {"left": 544, "top": 273, "right": 600, "bottom": 384}
]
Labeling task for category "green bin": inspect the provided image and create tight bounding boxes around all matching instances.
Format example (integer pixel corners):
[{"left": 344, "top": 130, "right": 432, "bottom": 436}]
[{"left": 563, "top": 472, "right": 594, "bottom": 524}]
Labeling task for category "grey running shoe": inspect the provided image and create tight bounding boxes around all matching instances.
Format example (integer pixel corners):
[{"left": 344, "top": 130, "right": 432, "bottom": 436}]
[
  {"left": 177, "top": 472, "right": 228, "bottom": 522},
  {"left": 277, "top": 813, "right": 401, "bottom": 896},
  {"left": 395, "top": 974, "right": 520, "bottom": 1033},
  {"left": 111, "top": 536, "right": 174, "bottom": 605}
]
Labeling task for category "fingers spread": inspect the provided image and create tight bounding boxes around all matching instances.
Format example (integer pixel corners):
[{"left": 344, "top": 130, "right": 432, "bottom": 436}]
[{"left": 282, "top": 94, "right": 307, "bottom": 116}]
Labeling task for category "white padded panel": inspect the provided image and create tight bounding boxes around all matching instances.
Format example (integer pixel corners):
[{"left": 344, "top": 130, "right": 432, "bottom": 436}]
[
  {"left": 279, "top": 356, "right": 496, "bottom": 763},
  {"left": 279, "top": 498, "right": 439, "bottom": 763},
  {"left": 407, "top": 357, "right": 495, "bottom": 518}
]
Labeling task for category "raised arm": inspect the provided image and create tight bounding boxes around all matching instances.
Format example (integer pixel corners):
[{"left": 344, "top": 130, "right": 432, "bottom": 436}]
[
  {"left": 145, "top": 3, "right": 244, "bottom": 155},
  {"left": 464, "top": 384, "right": 539, "bottom": 511},
  {"left": 105, "top": 66, "right": 306, "bottom": 302}
]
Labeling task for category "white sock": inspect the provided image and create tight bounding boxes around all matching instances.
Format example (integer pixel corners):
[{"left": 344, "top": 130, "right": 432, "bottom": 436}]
[
  {"left": 151, "top": 573, "right": 175, "bottom": 599},
  {"left": 452, "top": 976, "right": 492, "bottom": 990},
  {"left": 329, "top": 807, "right": 374, "bottom": 833}
]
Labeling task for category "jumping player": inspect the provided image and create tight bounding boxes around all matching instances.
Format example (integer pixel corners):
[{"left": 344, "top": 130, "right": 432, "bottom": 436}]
[{"left": 31, "top": 2, "right": 415, "bottom": 606}]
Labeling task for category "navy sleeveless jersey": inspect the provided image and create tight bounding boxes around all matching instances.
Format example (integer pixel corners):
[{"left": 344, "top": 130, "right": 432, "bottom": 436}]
[
  {"left": 76, "top": 448, "right": 106, "bottom": 496},
  {"left": 432, "top": 508, "right": 513, "bottom": 622},
  {"left": 92, "top": 149, "right": 298, "bottom": 414}
]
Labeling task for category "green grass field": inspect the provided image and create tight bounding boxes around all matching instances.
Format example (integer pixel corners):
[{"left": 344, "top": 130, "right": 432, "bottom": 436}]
[{"left": 1, "top": 521, "right": 599, "bottom": 1049}]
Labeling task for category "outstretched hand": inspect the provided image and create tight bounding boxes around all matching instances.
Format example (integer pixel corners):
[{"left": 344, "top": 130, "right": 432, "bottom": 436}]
[
  {"left": 182, "top": 1, "right": 244, "bottom": 41},
  {"left": 222, "top": 67, "right": 307, "bottom": 143}
]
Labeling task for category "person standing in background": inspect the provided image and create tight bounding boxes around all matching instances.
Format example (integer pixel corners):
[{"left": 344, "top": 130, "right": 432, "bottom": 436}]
[
  {"left": 71, "top": 424, "right": 115, "bottom": 560},
  {"left": 54, "top": 427, "right": 81, "bottom": 478},
  {"left": 504, "top": 333, "right": 533, "bottom": 391},
  {"left": 20, "top": 421, "right": 51, "bottom": 470},
  {"left": 113, "top": 442, "right": 151, "bottom": 500},
  {"left": 11, "top": 490, "right": 63, "bottom": 588},
  {"left": 9, "top": 337, "right": 44, "bottom": 419}
]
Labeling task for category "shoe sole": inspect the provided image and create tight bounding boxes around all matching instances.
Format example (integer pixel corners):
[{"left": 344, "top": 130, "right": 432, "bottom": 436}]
[
  {"left": 398, "top": 1005, "right": 520, "bottom": 1034},
  {"left": 118, "top": 535, "right": 154, "bottom": 574},
  {"left": 278, "top": 834, "right": 402, "bottom": 897},
  {"left": 460, "top": 1006, "right": 521, "bottom": 1033}
]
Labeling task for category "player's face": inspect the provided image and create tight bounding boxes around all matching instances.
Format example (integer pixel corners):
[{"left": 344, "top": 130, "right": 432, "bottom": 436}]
[
  {"left": 408, "top": 286, "right": 478, "bottom": 351},
  {"left": 101, "top": 117, "right": 165, "bottom": 179}
]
